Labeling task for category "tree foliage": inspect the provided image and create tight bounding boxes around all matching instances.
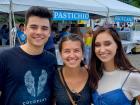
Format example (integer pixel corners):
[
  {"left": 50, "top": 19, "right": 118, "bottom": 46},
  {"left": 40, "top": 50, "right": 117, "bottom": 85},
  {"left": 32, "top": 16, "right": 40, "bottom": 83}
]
[
  {"left": 119, "top": 0, "right": 140, "bottom": 8},
  {"left": 131, "top": 0, "right": 140, "bottom": 8}
]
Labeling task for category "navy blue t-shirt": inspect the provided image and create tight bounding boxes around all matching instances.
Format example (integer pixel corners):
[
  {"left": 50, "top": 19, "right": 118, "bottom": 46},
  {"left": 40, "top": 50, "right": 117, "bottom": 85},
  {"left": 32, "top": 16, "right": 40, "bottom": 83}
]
[{"left": 0, "top": 47, "right": 57, "bottom": 105}]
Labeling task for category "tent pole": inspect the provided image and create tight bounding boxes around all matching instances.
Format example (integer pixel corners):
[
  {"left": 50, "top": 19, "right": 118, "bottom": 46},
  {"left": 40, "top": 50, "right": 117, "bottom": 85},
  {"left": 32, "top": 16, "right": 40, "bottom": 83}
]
[
  {"left": 106, "top": 7, "right": 110, "bottom": 24},
  {"left": 9, "top": 0, "right": 13, "bottom": 47},
  {"left": 94, "top": 0, "right": 109, "bottom": 24},
  {"left": 11, "top": 2, "right": 16, "bottom": 47},
  {"left": 9, "top": 0, "right": 16, "bottom": 47}
]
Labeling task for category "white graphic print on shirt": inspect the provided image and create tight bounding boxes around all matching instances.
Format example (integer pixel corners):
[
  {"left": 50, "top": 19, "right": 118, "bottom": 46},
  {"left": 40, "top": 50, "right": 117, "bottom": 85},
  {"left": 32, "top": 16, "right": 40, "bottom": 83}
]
[{"left": 24, "top": 70, "right": 48, "bottom": 97}]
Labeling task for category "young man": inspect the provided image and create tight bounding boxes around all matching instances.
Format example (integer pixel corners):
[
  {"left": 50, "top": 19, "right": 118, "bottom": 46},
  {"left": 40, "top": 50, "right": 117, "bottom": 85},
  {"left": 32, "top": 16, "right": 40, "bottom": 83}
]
[{"left": 0, "top": 6, "right": 57, "bottom": 105}]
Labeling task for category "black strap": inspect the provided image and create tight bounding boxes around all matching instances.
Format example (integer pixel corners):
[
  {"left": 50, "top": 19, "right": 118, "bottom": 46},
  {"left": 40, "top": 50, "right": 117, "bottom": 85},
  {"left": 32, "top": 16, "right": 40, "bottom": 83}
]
[
  {"left": 58, "top": 69, "right": 77, "bottom": 105},
  {"left": 60, "top": 69, "right": 73, "bottom": 94},
  {"left": 121, "top": 72, "right": 131, "bottom": 88}
]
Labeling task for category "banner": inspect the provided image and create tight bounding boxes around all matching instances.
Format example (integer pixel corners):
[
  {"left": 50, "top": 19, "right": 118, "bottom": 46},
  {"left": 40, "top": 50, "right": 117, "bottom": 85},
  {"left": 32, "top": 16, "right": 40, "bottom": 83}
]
[
  {"left": 114, "top": 16, "right": 134, "bottom": 22},
  {"left": 53, "top": 10, "right": 89, "bottom": 20}
]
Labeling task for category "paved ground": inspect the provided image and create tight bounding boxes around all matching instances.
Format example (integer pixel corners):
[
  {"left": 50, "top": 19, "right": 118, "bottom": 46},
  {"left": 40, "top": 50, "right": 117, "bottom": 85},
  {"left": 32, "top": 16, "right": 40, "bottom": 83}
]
[{"left": 127, "top": 54, "right": 140, "bottom": 69}]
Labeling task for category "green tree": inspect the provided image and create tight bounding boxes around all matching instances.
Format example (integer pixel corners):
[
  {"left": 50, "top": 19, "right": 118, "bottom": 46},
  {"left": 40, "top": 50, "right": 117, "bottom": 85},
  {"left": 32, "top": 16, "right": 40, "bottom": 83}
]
[
  {"left": 119, "top": 0, "right": 140, "bottom": 8},
  {"left": 15, "top": 16, "right": 25, "bottom": 24},
  {"left": 131, "top": 0, "right": 140, "bottom": 8}
]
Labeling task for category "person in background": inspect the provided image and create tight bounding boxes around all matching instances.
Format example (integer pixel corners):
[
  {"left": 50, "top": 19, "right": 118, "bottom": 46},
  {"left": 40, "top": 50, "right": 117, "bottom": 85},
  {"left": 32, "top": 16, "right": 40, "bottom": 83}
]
[
  {"left": 63, "top": 26, "right": 71, "bottom": 36},
  {"left": 0, "top": 6, "right": 57, "bottom": 105},
  {"left": 0, "top": 30, "right": 2, "bottom": 45},
  {"left": 120, "top": 24, "right": 125, "bottom": 31},
  {"left": 123, "top": 24, "right": 131, "bottom": 31},
  {"left": 113, "top": 23, "right": 120, "bottom": 31},
  {"left": 44, "top": 26, "right": 56, "bottom": 56},
  {"left": 16, "top": 23, "right": 27, "bottom": 45},
  {"left": 89, "top": 26, "right": 140, "bottom": 105},
  {"left": 59, "top": 28, "right": 66, "bottom": 39},
  {"left": 83, "top": 27, "right": 93, "bottom": 65},
  {"left": 93, "top": 25, "right": 100, "bottom": 31},
  {"left": 0, "top": 24, "right": 9, "bottom": 46},
  {"left": 59, "top": 26, "right": 71, "bottom": 39},
  {"left": 54, "top": 34, "right": 92, "bottom": 105}
]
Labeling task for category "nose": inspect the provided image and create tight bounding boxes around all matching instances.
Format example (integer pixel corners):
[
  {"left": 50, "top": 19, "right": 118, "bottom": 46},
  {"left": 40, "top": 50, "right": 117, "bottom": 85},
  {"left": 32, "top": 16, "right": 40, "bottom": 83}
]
[
  {"left": 69, "top": 51, "right": 75, "bottom": 58},
  {"left": 36, "top": 28, "right": 42, "bottom": 35},
  {"left": 99, "top": 46, "right": 106, "bottom": 53}
]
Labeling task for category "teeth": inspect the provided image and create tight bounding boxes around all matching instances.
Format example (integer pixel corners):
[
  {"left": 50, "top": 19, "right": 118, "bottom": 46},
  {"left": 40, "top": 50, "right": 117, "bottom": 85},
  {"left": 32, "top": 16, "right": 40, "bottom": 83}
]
[
  {"left": 35, "top": 37, "right": 42, "bottom": 40},
  {"left": 68, "top": 59, "right": 76, "bottom": 63},
  {"left": 36, "top": 37, "right": 42, "bottom": 39},
  {"left": 100, "top": 54, "right": 108, "bottom": 58},
  {"left": 69, "top": 60, "right": 75, "bottom": 62}
]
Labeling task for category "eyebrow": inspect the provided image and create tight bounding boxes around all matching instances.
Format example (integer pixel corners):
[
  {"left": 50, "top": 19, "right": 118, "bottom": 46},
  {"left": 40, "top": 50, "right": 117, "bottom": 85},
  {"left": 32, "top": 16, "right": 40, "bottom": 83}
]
[
  {"left": 28, "top": 24, "right": 37, "bottom": 27},
  {"left": 63, "top": 48, "right": 81, "bottom": 51},
  {"left": 104, "top": 40, "right": 112, "bottom": 43},
  {"left": 42, "top": 26, "right": 49, "bottom": 29},
  {"left": 28, "top": 24, "right": 49, "bottom": 28},
  {"left": 95, "top": 40, "right": 112, "bottom": 42}
]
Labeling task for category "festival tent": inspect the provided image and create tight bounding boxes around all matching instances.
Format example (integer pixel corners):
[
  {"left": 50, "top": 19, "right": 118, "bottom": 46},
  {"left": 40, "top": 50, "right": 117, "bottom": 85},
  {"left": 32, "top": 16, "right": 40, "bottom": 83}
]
[
  {"left": 0, "top": 0, "right": 108, "bottom": 46},
  {"left": 96, "top": 0, "right": 140, "bottom": 16},
  {"left": 0, "top": 0, "right": 108, "bottom": 15},
  {"left": 1, "top": 0, "right": 140, "bottom": 20},
  {"left": 1, "top": 0, "right": 140, "bottom": 46},
  {"left": 43, "top": 0, "right": 108, "bottom": 16},
  {"left": 42, "top": 0, "right": 140, "bottom": 16},
  {"left": 2, "top": 0, "right": 140, "bottom": 19}
]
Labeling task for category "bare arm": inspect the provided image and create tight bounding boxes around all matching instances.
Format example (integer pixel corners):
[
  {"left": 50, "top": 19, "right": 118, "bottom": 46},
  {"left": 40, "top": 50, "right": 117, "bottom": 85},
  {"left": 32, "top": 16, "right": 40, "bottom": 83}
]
[{"left": 137, "top": 95, "right": 140, "bottom": 104}]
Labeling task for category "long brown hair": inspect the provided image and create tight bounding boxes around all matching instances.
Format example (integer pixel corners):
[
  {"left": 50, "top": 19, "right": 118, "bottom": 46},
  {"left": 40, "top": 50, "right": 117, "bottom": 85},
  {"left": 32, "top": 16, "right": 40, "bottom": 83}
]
[{"left": 89, "top": 26, "right": 137, "bottom": 90}]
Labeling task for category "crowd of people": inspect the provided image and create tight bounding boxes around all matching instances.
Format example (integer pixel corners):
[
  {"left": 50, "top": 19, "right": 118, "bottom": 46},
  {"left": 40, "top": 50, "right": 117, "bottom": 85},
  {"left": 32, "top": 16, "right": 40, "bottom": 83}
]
[{"left": 0, "top": 6, "right": 140, "bottom": 105}]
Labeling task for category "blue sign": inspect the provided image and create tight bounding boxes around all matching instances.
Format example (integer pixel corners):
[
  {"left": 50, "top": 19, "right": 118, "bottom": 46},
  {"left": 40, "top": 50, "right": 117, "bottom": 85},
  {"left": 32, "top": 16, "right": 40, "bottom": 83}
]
[
  {"left": 53, "top": 10, "right": 89, "bottom": 20},
  {"left": 114, "top": 16, "right": 134, "bottom": 22}
]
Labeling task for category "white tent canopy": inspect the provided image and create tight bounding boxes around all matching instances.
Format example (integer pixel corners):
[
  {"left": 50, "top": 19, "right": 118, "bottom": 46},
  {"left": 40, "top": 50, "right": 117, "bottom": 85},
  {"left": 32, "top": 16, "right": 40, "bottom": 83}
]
[
  {"left": 0, "top": 0, "right": 108, "bottom": 16},
  {"left": 0, "top": 0, "right": 140, "bottom": 16},
  {"left": 0, "top": 0, "right": 31, "bottom": 13},
  {"left": 44, "top": 0, "right": 108, "bottom": 16},
  {"left": 96, "top": 0, "right": 140, "bottom": 16},
  {"left": 1, "top": 0, "right": 140, "bottom": 46},
  {"left": 0, "top": 0, "right": 108, "bottom": 47},
  {"left": 1, "top": 0, "right": 140, "bottom": 16}
]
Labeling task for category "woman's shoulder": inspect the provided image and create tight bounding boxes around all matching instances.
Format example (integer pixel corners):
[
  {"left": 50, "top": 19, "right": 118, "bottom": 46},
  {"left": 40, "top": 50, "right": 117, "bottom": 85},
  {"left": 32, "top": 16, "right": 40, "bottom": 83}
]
[
  {"left": 129, "top": 70, "right": 140, "bottom": 80},
  {"left": 120, "top": 69, "right": 140, "bottom": 87},
  {"left": 122, "top": 70, "right": 140, "bottom": 99},
  {"left": 119, "top": 69, "right": 140, "bottom": 79}
]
